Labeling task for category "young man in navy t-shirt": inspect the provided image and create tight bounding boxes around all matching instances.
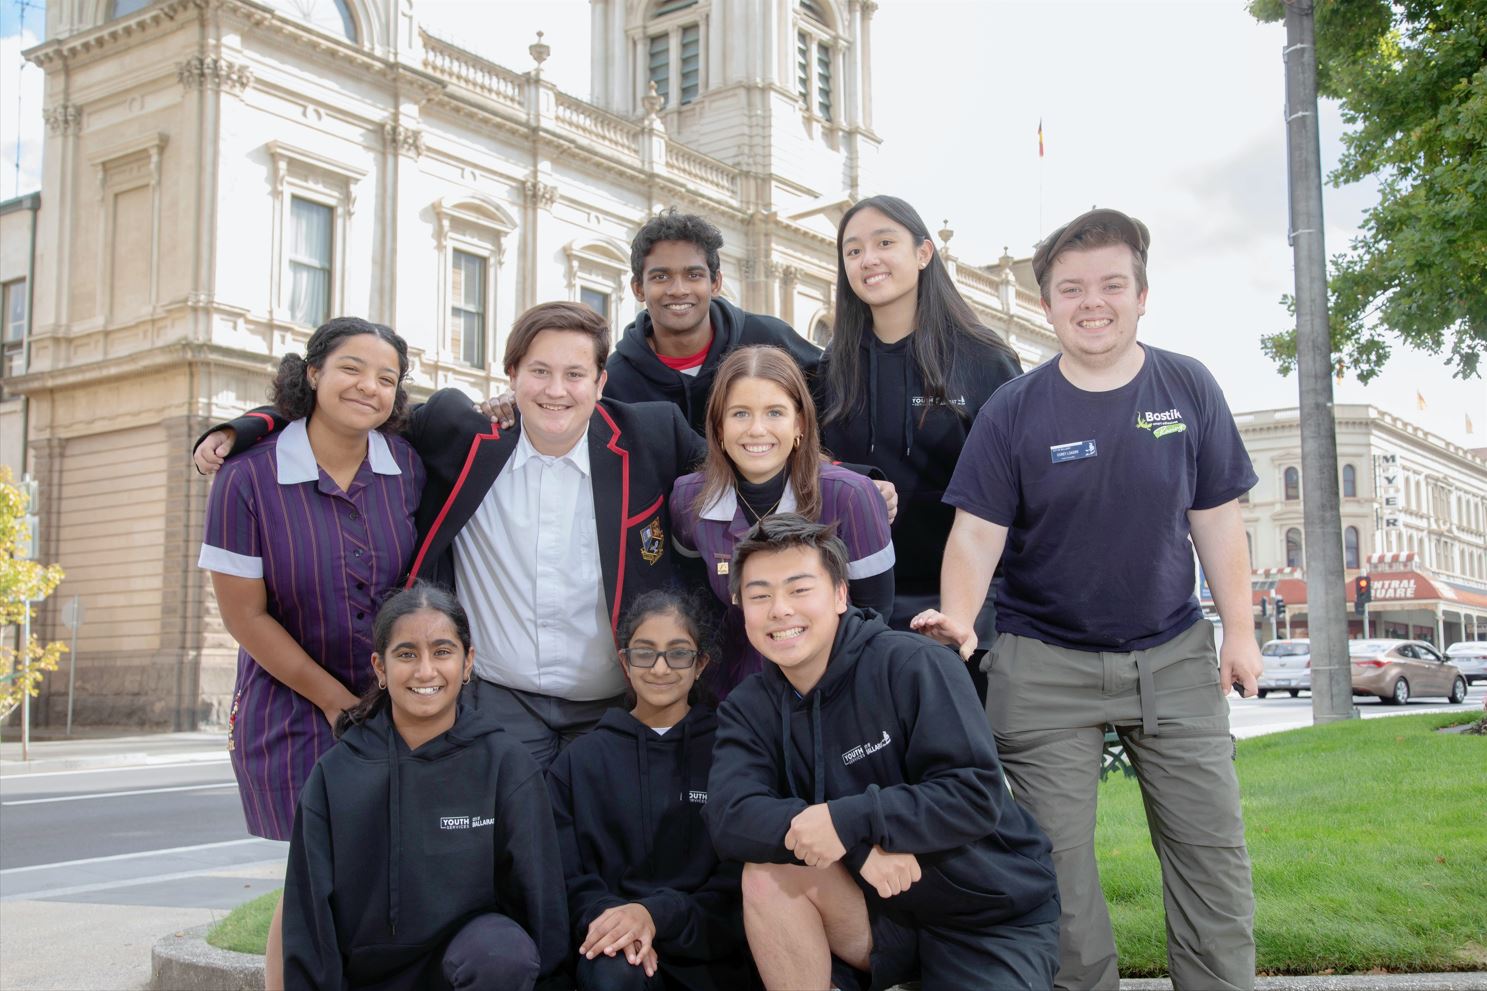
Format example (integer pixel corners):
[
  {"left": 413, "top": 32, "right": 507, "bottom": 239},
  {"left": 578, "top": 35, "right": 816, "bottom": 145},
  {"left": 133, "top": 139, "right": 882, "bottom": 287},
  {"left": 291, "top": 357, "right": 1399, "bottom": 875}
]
[{"left": 915, "top": 208, "right": 1261, "bottom": 991}]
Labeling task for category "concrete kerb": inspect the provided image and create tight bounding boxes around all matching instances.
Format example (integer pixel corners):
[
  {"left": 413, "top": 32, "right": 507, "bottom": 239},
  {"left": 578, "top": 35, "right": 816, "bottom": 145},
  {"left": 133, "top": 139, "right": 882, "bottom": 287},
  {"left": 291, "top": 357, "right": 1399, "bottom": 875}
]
[
  {"left": 150, "top": 927, "right": 1487, "bottom": 991},
  {"left": 151, "top": 924, "right": 264, "bottom": 991}
]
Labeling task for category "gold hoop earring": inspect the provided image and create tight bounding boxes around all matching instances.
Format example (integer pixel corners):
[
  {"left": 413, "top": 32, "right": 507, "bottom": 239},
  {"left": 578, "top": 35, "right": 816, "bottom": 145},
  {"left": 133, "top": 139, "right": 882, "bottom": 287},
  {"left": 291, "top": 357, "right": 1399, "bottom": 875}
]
[
  {"left": 377, "top": 681, "right": 386, "bottom": 690},
  {"left": 793, "top": 435, "right": 801, "bottom": 449}
]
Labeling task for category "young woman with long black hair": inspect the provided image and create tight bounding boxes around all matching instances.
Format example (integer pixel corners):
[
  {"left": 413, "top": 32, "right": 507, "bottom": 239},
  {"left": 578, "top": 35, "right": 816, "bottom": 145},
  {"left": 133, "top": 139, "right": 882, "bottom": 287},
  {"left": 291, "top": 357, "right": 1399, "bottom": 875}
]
[{"left": 821, "top": 195, "right": 1023, "bottom": 697}]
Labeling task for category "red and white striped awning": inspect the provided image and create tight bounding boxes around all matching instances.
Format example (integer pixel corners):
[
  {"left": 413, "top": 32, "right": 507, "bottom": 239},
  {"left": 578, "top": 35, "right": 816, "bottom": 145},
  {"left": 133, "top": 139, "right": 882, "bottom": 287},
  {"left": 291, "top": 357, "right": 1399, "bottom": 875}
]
[
  {"left": 1253, "top": 567, "right": 1302, "bottom": 577},
  {"left": 1367, "top": 552, "right": 1418, "bottom": 572}
]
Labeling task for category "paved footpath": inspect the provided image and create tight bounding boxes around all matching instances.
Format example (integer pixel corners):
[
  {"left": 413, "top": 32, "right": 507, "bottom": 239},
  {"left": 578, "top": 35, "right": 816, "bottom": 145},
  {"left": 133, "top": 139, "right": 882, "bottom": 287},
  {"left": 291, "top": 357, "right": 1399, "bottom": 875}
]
[{"left": 2, "top": 723, "right": 1483, "bottom": 990}]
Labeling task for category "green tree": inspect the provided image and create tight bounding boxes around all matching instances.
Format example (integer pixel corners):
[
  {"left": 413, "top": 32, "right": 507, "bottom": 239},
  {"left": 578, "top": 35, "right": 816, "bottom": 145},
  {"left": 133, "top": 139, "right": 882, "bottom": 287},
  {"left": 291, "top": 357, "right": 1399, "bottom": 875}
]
[
  {"left": 0, "top": 467, "right": 67, "bottom": 720},
  {"left": 1249, "top": 0, "right": 1486, "bottom": 382}
]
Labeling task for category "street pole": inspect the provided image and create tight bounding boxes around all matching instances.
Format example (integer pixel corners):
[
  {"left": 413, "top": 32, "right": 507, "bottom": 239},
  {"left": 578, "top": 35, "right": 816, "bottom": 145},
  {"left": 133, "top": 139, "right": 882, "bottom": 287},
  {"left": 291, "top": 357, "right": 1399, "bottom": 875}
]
[
  {"left": 20, "top": 598, "right": 31, "bottom": 761},
  {"left": 1284, "top": 0, "right": 1355, "bottom": 724}
]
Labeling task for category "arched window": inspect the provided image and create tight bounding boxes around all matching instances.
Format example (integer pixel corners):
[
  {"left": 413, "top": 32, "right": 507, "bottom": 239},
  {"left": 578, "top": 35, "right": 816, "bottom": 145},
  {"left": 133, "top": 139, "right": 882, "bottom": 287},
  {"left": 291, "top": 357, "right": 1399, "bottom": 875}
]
[
  {"left": 1285, "top": 528, "right": 1303, "bottom": 569},
  {"left": 1284, "top": 466, "right": 1300, "bottom": 501},
  {"left": 1342, "top": 463, "right": 1357, "bottom": 498},
  {"left": 1344, "top": 526, "right": 1360, "bottom": 569},
  {"left": 253, "top": 0, "right": 358, "bottom": 40},
  {"left": 110, "top": 0, "right": 152, "bottom": 16},
  {"left": 811, "top": 317, "right": 832, "bottom": 345}
]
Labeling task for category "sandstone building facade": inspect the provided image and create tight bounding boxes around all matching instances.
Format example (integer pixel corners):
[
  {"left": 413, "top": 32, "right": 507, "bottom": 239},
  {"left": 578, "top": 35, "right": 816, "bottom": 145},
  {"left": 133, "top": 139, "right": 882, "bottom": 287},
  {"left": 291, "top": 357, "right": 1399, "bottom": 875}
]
[{"left": 7, "top": 0, "right": 1058, "bottom": 729}]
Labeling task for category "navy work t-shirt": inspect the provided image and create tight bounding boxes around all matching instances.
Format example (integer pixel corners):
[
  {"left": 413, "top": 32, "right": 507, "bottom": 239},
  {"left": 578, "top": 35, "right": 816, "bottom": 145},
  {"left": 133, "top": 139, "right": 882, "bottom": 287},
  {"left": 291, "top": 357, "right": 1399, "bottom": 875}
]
[{"left": 944, "top": 345, "right": 1257, "bottom": 652}]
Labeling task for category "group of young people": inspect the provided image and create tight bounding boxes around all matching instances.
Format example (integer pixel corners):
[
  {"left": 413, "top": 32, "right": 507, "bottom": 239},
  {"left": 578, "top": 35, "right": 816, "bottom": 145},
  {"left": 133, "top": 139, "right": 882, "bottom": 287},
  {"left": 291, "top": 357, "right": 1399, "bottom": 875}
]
[{"left": 195, "top": 199, "right": 1263, "bottom": 991}]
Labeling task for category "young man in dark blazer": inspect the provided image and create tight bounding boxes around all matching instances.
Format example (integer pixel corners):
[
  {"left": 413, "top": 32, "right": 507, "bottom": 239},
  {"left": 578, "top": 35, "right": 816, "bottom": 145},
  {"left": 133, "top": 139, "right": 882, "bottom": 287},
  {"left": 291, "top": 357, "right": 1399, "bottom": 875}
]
[{"left": 195, "top": 303, "right": 704, "bottom": 765}]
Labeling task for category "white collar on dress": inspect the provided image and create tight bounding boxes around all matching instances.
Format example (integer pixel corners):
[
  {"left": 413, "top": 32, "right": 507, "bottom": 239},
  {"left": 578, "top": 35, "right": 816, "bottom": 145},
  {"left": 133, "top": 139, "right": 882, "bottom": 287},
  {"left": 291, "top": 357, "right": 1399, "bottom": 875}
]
[
  {"left": 275, "top": 418, "right": 402, "bottom": 485},
  {"left": 698, "top": 475, "right": 799, "bottom": 522}
]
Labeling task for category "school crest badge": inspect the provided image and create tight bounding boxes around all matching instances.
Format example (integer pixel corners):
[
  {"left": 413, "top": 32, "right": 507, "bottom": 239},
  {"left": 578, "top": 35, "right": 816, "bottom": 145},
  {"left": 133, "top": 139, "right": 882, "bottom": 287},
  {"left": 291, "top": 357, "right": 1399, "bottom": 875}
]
[{"left": 640, "top": 517, "right": 664, "bottom": 565}]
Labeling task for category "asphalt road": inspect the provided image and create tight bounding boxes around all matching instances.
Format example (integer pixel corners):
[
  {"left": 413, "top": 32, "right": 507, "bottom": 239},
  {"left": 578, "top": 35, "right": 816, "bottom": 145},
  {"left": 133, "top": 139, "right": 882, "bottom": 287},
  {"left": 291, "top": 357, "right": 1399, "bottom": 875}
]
[
  {"left": 1225, "top": 680, "right": 1486, "bottom": 738},
  {"left": 0, "top": 756, "right": 284, "bottom": 990}
]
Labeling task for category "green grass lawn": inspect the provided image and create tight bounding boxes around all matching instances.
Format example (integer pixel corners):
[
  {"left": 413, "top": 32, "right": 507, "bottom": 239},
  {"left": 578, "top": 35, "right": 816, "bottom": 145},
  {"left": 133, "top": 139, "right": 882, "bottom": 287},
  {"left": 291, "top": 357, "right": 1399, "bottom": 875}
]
[
  {"left": 1099, "top": 711, "right": 1487, "bottom": 976},
  {"left": 208, "top": 713, "right": 1487, "bottom": 975},
  {"left": 207, "top": 888, "right": 279, "bottom": 955}
]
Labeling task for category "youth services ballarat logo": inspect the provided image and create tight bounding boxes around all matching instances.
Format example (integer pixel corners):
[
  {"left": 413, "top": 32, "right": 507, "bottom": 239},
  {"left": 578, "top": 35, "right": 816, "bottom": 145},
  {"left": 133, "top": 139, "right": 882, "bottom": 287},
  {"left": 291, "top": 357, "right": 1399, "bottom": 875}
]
[
  {"left": 439, "top": 814, "right": 495, "bottom": 830},
  {"left": 1135, "top": 407, "right": 1187, "bottom": 439},
  {"left": 684, "top": 790, "right": 708, "bottom": 805},
  {"left": 640, "top": 517, "right": 665, "bottom": 565},
  {"left": 841, "top": 730, "right": 893, "bottom": 766}
]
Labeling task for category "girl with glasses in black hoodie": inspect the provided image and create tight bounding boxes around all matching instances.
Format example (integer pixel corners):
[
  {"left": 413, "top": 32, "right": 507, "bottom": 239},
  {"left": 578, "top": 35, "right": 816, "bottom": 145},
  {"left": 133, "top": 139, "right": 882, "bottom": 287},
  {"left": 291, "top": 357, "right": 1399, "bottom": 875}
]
[
  {"left": 546, "top": 590, "right": 753, "bottom": 991},
  {"left": 280, "top": 582, "right": 568, "bottom": 991}
]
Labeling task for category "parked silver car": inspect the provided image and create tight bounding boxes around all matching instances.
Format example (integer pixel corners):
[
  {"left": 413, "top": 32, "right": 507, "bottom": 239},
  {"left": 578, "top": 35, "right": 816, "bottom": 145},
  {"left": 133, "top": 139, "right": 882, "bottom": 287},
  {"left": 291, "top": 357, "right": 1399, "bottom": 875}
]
[
  {"left": 1258, "top": 639, "right": 1310, "bottom": 698},
  {"left": 1444, "top": 641, "right": 1487, "bottom": 685}
]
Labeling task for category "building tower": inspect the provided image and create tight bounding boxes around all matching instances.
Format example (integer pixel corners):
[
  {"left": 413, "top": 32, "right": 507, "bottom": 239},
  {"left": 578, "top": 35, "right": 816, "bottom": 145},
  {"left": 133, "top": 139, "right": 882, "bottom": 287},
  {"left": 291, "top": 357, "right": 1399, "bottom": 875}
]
[{"left": 590, "top": 0, "right": 880, "bottom": 225}]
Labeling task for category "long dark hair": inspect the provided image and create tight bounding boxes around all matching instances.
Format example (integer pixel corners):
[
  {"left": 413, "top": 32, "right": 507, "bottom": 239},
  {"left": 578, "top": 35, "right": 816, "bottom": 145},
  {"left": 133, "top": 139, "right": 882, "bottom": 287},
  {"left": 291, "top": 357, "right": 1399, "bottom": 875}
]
[
  {"left": 270, "top": 316, "right": 411, "bottom": 432},
  {"left": 697, "top": 346, "right": 825, "bottom": 521},
  {"left": 823, "top": 195, "right": 1017, "bottom": 426},
  {"left": 335, "top": 581, "right": 472, "bottom": 738}
]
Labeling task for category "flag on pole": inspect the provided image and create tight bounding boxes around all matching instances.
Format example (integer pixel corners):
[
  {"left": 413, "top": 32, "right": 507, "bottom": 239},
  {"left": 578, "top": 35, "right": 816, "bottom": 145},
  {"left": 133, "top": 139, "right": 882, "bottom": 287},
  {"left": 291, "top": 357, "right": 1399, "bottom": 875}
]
[
  {"left": 1038, "top": 119, "right": 1045, "bottom": 158},
  {"left": 1468, "top": 413, "right": 1475, "bottom": 434},
  {"left": 1416, "top": 390, "right": 1427, "bottom": 411}
]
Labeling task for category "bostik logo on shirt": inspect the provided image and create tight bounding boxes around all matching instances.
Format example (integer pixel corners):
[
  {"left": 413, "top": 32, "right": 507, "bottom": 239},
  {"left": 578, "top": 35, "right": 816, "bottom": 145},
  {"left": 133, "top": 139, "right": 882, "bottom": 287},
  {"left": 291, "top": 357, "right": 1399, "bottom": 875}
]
[
  {"left": 841, "top": 730, "right": 892, "bottom": 766},
  {"left": 439, "top": 815, "right": 495, "bottom": 830},
  {"left": 1135, "top": 408, "right": 1187, "bottom": 439}
]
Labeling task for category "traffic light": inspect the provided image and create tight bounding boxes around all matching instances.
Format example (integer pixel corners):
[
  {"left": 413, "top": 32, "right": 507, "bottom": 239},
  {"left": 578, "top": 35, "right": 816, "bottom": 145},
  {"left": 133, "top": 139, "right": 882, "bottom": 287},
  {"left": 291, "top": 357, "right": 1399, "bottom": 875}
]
[
  {"left": 1260, "top": 596, "right": 1268, "bottom": 618},
  {"left": 1275, "top": 596, "right": 1287, "bottom": 621},
  {"left": 1354, "top": 575, "right": 1372, "bottom": 615}
]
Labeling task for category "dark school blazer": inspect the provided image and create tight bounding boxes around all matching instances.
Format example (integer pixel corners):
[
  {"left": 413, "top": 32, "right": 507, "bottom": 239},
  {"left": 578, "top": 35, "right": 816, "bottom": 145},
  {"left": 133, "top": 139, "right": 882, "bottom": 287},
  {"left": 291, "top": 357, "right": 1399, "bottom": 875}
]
[{"left": 201, "top": 393, "right": 706, "bottom": 637}]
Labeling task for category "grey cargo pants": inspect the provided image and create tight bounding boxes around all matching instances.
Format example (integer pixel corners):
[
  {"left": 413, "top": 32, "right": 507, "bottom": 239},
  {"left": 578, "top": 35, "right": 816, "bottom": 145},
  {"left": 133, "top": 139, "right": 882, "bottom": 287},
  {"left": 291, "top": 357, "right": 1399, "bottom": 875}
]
[{"left": 985, "top": 619, "right": 1255, "bottom": 991}]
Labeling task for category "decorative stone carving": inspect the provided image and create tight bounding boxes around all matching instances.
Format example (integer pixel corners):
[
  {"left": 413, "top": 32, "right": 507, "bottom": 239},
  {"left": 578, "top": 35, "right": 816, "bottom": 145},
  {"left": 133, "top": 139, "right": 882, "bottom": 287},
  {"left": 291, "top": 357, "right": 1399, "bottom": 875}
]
[
  {"left": 42, "top": 104, "right": 83, "bottom": 136},
  {"left": 522, "top": 178, "right": 558, "bottom": 210},
  {"left": 177, "top": 56, "right": 254, "bottom": 94},
  {"left": 382, "top": 120, "right": 426, "bottom": 158}
]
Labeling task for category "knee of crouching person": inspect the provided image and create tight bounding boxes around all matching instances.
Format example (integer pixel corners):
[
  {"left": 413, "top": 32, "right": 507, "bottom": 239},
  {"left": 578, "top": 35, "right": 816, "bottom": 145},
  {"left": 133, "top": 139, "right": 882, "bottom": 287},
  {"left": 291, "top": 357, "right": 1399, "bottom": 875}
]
[{"left": 741, "top": 861, "right": 794, "bottom": 909}]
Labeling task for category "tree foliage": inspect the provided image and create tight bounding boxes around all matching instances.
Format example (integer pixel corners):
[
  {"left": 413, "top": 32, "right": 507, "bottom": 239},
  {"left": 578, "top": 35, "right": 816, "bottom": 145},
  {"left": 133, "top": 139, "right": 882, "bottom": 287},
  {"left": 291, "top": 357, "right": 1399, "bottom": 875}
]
[
  {"left": 1249, "top": 0, "right": 1486, "bottom": 382},
  {"left": 1, "top": 467, "right": 67, "bottom": 719}
]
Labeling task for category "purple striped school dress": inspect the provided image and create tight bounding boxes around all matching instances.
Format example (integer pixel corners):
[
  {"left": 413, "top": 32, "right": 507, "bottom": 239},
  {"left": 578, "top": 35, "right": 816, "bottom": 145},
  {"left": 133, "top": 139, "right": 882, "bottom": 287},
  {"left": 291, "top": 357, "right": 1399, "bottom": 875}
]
[
  {"left": 198, "top": 419, "right": 424, "bottom": 840},
  {"left": 670, "top": 462, "right": 894, "bottom": 698}
]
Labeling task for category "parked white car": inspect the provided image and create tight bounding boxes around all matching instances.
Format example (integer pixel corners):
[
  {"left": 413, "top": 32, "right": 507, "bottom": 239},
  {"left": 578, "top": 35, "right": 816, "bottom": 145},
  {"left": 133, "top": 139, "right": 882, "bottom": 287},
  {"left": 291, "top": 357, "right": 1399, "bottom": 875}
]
[
  {"left": 1444, "top": 641, "right": 1487, "bottom": 685},
  {"left": 1258, "top": 638, "right": 1311, "bottom": 698}
]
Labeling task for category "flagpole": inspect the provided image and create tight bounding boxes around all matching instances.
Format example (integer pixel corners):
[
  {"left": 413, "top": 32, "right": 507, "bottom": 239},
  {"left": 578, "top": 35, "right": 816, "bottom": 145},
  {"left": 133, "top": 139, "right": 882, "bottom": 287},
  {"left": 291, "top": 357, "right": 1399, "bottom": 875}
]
[{"left": 1037, "top": 118, "right": 1045, "bottom": 238}]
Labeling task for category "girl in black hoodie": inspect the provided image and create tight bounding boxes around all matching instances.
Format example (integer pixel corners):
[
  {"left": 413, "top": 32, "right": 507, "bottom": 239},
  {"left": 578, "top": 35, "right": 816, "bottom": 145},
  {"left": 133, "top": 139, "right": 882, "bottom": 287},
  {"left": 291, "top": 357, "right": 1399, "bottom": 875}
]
[
  {"left": 547, "top": 590, "right": 752, "bottom": 991},
  {"left": 281, "top": 582, "right": 569, "bottom": 991},
  {"left": 821, "top": 195, "right": 1024, "bottom": 701}
]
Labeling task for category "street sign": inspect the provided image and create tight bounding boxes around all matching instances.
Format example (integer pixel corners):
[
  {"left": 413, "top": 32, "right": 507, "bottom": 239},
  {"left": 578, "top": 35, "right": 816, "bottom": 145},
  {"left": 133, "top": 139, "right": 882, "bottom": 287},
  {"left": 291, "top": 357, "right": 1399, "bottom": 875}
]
[
  {"left": 61, "top": 596, "right": 85, "bottom": 631},
  {"left": 1384, "top": 516, "right": 1401, "bottom": 528}
]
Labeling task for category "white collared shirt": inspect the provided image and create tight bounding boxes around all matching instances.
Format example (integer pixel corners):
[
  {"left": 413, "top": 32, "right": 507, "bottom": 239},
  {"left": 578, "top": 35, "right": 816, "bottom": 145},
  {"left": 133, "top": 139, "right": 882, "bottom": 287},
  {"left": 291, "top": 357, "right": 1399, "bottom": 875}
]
[{"left": 453, "top": 430, "right": 622, "bottom": 701}]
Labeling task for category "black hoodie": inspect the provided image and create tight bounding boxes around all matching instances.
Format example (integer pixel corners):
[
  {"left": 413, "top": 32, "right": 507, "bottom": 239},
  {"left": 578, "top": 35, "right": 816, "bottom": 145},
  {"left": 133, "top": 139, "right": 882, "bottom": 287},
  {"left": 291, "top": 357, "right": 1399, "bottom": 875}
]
[
  {"left": 705, "top": 609, "right": 1057, "bottom": 931},
  {"left": 820, "top": 333, "right": 1022, "bottom": 599},
  {"left": 607, "top": 298, "right": 823, "bottom": 434},
  {"left": 546, "top": 706, "right": 747, "bottom": 977},
  {"left": 282, "top": 703, "right": 569, "bottom": 991}
]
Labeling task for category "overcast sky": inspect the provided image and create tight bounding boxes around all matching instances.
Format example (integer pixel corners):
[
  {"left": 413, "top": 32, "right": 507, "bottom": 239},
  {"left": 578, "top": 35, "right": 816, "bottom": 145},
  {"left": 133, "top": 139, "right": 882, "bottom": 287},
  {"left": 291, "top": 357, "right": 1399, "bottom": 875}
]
[{"left": 4, "top": 0, "right": 1483, "bottom": 447}]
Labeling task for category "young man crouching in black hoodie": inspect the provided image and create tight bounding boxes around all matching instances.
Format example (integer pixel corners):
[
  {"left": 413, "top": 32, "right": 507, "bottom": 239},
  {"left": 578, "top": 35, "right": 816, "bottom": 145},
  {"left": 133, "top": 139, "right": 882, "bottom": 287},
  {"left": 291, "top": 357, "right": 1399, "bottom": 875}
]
[{"left": 704, "top": 514, "right": 1060, "bottom": 990}]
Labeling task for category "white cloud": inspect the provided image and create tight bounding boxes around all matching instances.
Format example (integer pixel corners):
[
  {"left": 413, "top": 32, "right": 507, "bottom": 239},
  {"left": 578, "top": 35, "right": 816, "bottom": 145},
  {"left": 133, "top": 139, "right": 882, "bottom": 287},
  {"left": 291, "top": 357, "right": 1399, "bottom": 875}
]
[{"left": 1, "top": 27, "right": 44, "bottom": 200}]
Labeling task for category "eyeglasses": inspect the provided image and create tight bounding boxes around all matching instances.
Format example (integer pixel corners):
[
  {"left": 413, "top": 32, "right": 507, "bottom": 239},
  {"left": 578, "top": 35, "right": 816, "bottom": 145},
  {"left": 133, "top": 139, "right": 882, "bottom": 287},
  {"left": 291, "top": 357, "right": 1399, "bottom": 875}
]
[{"left": 620, "top": 647, "right": 699, "bottom": 669}]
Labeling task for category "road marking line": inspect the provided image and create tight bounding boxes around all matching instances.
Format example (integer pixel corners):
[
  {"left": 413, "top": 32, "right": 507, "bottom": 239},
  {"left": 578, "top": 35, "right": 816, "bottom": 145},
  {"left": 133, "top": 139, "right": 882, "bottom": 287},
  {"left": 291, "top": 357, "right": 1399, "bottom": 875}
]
[
  {"left": 0, "top": 859, "right": 287, "bottom": 902},
  {"left": 0, "top": 757, "right": 230, "bottom": 781},
  {"left": 0, "top": 838, "right": 280, "bottom": 876},
  {"left": 2, "top": 783, "right": 237, "bottom": 807}
]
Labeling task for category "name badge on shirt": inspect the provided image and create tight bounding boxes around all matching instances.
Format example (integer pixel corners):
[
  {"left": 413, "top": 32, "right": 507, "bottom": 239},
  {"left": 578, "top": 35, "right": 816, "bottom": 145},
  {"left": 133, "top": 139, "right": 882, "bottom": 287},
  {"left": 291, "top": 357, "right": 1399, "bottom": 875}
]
[{"left": 1050, "top": 440, "right": 1098, "bottom": 463}]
